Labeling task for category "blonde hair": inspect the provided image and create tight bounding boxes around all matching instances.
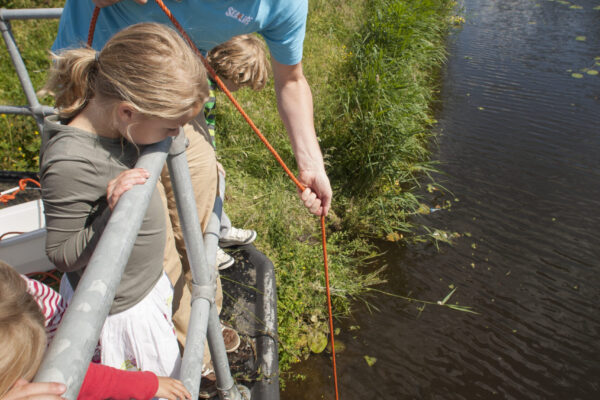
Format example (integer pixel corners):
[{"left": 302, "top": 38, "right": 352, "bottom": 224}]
[
  {"left": 207, "top": 34, "right": 270, "bottom": 91},
  {"left": 0, "top": 261, "right": 47, "bottom": 397},
  {"left": 41, "top": 23, "right": 208, "bottom": 120}
]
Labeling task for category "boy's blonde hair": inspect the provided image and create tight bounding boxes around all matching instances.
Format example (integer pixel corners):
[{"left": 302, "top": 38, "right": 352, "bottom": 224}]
[
  {"left": 207, "top": 34, "right": 270, "bottom": 91},
  {"left": 42, "top": 23, "right": 208, "bottom": 120},
  {"left": 0, "top": 261, "right": 47, "bottom": 397}
]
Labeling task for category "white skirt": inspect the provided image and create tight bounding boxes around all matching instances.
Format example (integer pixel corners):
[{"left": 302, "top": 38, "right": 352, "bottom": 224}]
[{"left": 60, "top": 272, "right": 181, "bottom": 378}]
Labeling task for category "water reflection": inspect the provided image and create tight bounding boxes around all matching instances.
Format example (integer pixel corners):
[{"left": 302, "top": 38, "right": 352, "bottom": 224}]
[{"left": 283, "top": 0, "right": 600, "bottom": 398}]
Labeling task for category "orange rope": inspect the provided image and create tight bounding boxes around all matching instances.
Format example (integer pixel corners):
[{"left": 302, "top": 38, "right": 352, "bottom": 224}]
[
  {"left": 0, "top": 178, "right": 41, "bottom": 204},
  {"left": 87, "top": 6, "right": 100, "bottom": 48},
  {"left": 26, "top": 270, "right": 63, "bottom": 289},
  {"left": 321, "top": 214, "right": 339, "bottom": 395},
  {"left": 89, "top": 4, "right": 340, "bottom": 398}
]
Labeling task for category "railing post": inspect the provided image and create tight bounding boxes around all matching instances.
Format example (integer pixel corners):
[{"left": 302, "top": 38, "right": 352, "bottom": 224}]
[
  {"left": 33, "top": 138, "right": 171, "bottom": 400},
  {"left": 167, "top": 129, "right": 249, "bottom": 399}
]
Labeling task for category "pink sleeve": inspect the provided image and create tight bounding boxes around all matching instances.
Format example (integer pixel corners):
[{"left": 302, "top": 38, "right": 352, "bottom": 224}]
[
  {"left": 22, "top": 275, "right": 67, "bottom": 341},
  {"left": 78, "top": 363, "right": 158, "bottom": 400}
]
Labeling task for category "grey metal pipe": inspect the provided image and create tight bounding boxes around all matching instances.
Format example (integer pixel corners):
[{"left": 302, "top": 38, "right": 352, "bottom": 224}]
[
  {"left": 168, "top": 132, "right": 248, "bottom": 399},
  {"left": 0, "top": 17, "right": 45, "bottom": 132},
  {"left": 167, "top": 132, "right": 215, "bottom": 398},
  {"left": 0, "top": 105, "right": 55, "bottom": 116},
  {"left": 0, "top": 8, "right": 60, "bottom": 128},
  {"left": 0, "top": 8, "right": 62, "bottom": 20},
  {"left": 33, "top": 138, "right": 172, "bottom": 400},
  {"left": 206, "top": 180, "right": 250, "bottom": 399}
]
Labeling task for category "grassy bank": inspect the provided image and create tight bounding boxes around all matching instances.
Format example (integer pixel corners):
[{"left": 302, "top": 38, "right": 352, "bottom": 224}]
[
  {"left": 214, "top": 0, "right": 457, "bottom": 373},
  {"left": 0, "top": 0, "right": 457, "bottom": 376}
]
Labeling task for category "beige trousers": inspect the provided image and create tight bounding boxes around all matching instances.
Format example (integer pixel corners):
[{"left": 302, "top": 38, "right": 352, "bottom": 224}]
[{"left": 157, "top": 117, "right": 222, "bottom": 365}]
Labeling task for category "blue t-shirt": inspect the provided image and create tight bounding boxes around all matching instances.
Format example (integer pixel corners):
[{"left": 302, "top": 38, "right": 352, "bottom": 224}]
[{"left": 53, "top": 0, "right": 307, "bottom": 65}]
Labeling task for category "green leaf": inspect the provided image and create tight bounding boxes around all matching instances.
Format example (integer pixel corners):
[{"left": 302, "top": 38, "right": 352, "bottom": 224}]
[
  {"left": 326, "top": 339, "right": 346, "bottom": 353},
  {"left": 575, "top": 36, "right": 586, "bottom": 41},
  {"left": 571, "top": 73, "right": 584, "bottom": 78},
  {"left": 586, "top": 70, "right": 598, "bottom": 76},
  {"left": 364, "top": 355, "right": 377, "bottom": 367},
  {"left": 308, "top": 331, "right": 328, "bottom": 354},
  {"left": 417, "top": 203, "right": 430, "bottom": 214}
]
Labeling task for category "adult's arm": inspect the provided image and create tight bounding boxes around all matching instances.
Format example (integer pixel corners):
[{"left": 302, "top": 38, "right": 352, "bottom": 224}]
[{"left": 272, "top": 59, "right": 332, "bottom": 216}]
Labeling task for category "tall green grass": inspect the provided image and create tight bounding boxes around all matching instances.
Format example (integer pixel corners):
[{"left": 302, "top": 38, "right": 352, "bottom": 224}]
[
  {"left": 321, "top": 0, "right": 454, "bottom": 238},
  {"left": 0, "top": 0, "right": 457, "bottom": 375}
]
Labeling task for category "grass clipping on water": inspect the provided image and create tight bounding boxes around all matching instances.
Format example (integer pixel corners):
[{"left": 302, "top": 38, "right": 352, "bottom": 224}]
[{"left": 0, "top": 0, "right": 456, "bottom": 376}]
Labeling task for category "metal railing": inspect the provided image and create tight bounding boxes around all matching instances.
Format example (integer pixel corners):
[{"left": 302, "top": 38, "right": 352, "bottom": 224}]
[
  {"left": 1, "top": 7, "right": 250, "bottom": 400},
  {"left": 34, "top": 131, "right": 248, "bottom": 399},
  {"left": 0, "top": 8, "right": 61, "bottom": 131}
]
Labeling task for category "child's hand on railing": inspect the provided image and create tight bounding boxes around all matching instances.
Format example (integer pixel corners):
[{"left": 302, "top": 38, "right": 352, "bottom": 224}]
[
  {"left": 155, "top": 377, "right": 191, "bottom": 400},
  {"left": 106, "top": 168, "right": 150, "bottom": 210}
]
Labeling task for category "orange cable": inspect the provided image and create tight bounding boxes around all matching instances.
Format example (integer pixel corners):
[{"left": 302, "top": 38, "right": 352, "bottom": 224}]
[
  {"left": 0, "top": 178, "right": 41, "bottom": 204},
  {"left": 321, "top": 214, "right": 339, "bottom": 397},
  {"left": 88, "top": 4, "right": 340, "bottom": 399}
]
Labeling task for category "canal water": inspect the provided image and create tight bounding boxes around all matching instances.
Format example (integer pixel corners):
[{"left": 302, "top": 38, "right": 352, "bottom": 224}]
[{"left": 283, "top": 0, "right": 600, "bottom": 399}]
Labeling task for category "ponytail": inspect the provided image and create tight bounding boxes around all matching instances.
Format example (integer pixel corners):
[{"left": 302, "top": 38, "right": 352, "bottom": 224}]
[{"left": 40, "top": 48, "right": 99, "bottom": 119}]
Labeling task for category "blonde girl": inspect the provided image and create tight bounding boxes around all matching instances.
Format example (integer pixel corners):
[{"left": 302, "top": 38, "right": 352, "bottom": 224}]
[
  {"left": 0, "top": 261, "right": 191, "bottom": 400},
  {"left": 39, "top": 23, "right": 208, "bottom": 378},
  {"left": 0, "top": 263, "right": 48, "bottom": 399}
]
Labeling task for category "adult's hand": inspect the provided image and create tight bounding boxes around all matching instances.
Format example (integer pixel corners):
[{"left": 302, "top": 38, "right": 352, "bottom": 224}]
[
  {"left": 93, "top": 0, "right": 147, "bottom": 8},
  {"left": 298, "top": 168, "right": 332, "bottom": 217},
  {"left": 272, "top": 59, "right": 332, "bottom": 216},
  {"left": 1, "top": 379, "right": 66, "bottom": 400}
]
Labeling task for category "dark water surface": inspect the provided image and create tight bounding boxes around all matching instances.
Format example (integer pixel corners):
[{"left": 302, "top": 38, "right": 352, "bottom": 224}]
[{"left": 283, "top": 0, "right": 600, "bottom": 399}]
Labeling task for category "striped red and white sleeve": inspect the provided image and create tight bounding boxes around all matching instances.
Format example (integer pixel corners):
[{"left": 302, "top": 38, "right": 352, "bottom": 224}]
[{"left": 22, "top": 276, "right": 68, "bottom": 341}]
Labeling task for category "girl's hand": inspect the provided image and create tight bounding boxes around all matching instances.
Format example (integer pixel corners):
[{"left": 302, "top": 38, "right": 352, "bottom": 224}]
[
  {"left": 155, "top": 377, "right": 191, "bottom": 400},
  {"left": 106, "top": 168, "right": 150, "bottom": 210},
  {"left": 2, "top": 378, "right": 66, "bottom": 400}
]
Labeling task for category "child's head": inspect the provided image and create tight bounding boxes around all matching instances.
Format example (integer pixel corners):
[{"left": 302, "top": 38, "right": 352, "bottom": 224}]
[
  {"left": 206, "top": 34, "right": 270, "bottom": 92},
  {"left": 0, "top": 261, "right": 47, "bottom": 397},
  {"left": 43, "top": 23, "right": 208, "bottom": 140}
]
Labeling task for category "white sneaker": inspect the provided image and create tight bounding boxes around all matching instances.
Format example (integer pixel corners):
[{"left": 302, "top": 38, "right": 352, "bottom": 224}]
[
  {"left": 216, "top": 248, "right": 234, "bottom": 270},
  {"left": 219, "top": 226, "right": 257, "bottom": 248}
]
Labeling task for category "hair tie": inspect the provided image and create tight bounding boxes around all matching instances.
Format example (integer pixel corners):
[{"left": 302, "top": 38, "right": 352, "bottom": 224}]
[{"left": 95, "top": 52, "right": 100, "bottom": 63}]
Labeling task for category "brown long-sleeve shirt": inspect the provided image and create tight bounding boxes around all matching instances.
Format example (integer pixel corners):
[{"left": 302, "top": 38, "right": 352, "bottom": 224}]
[{"left": 40, "top": 115, "right": 165, "bottom": 314}]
